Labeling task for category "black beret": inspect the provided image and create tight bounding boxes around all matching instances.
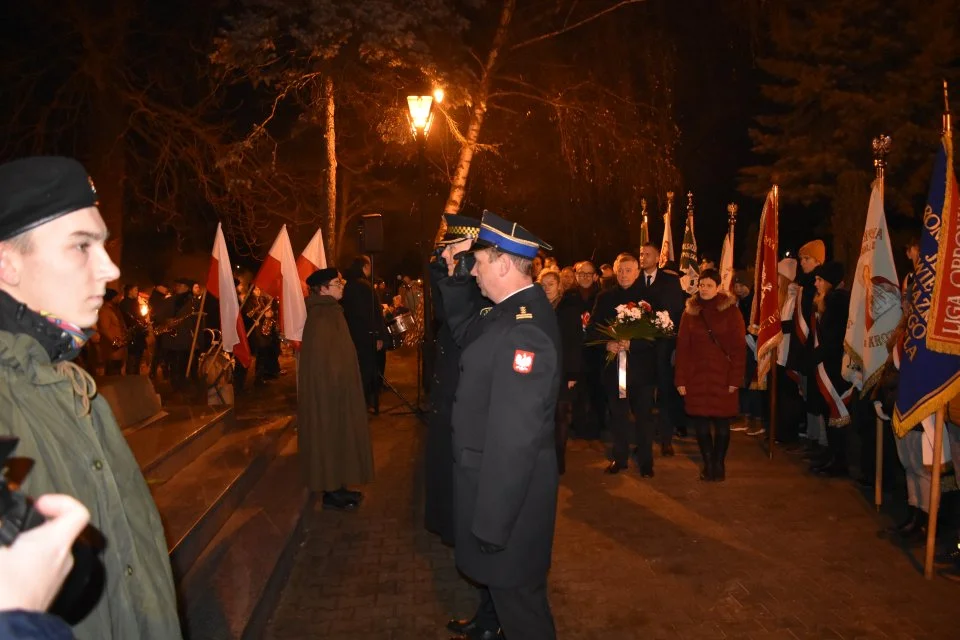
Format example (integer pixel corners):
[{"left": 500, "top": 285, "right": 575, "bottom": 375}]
[
  {"left": 814, "top": 261, "right": 845, "bottom": 288},
  {"left": 174, "top": 277, "right": 195, "bottom": 287},
  {"left": 306, "top": 267, "right": 339, "bottom": 288},
  {"left": 104, "top": 288, "right": 119, "bottom": 302},
  {"left": 0, "top": 157, "right": 99, "bottom": 242}
]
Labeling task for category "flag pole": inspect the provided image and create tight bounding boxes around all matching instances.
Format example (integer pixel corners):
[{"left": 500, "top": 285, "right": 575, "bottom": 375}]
[
  {"left": 925, "top": 407, "right": 948, "bottom": 579},
  {"left": 186, "top": 290, "right": 207, "bottom": 379},
  {"left": 768, "top": 186, "right": 779, "bottom": 459},
  {"left": 872, "top": 133, "right": 892, "bottom": 511},
  {"left": 923, "top": 80, "right": 952, "bottom": 579}
]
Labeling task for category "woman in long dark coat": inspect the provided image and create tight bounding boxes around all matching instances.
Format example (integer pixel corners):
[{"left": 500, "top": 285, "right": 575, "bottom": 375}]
[
  {"left": 298, "top": 268, "right": 374, "bottom": 510},
  {"left": 675, "top": 269, "right": 746, "bottom": 481}
]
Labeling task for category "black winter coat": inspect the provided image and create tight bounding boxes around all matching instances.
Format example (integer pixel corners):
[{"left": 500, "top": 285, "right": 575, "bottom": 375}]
[
  {"left": 586, "top": 280, "right": 659, "bottom": 387},
  {"left": 555, "top": 288, "right": 591, "bottom": 381},
  {"left": 451, "top": 285, "right": 561, "bottom": 588}
]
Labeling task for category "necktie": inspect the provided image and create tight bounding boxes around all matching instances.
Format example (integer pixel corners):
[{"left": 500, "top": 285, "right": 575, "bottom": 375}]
[{"left": 645, "top": 275, "right": 652, "bottom": 287}]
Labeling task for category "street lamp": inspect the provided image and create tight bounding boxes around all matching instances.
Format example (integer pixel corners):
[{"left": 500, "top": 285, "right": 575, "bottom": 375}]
[{"left": 406, "top": 91, "right": 440, "bottom": 408}]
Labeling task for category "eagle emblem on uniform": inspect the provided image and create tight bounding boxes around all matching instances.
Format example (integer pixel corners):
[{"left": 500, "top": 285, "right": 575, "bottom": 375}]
[{"left": 513, "top": 349, "right": 535, "bottom": 374}]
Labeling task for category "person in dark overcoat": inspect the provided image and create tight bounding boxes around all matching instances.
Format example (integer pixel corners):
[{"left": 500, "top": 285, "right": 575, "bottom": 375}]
[
  {"left": 549, "top": 269, "right": 582, "bottom": 474},
  {"left": 807, "top": 261, "right": 852, "bottom": 476},
  {"left": 586, "top": 252, "right": 659, "bottom": 477},
  {"left": 674, "top": 269, "right": 746, "bottom": 481},
  {"left": 568, "top": 261, "right": 603, "bottom": 439},
  {"left": 450, "top": 211, "right": 561, "bottom": 640},
  {"left": 298, "top": 268, "right": 374, "bottom": 511},
  {"left": 424, "top": 214, "right": 483, "bottom": 548},
  {"left": 340, "top": 255, "right": 386, "bottom": 413}
]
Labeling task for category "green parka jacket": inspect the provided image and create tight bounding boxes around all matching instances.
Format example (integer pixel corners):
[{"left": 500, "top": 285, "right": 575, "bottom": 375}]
[{"left": 0, "top": 328, "right": 182, "bottom": 639}]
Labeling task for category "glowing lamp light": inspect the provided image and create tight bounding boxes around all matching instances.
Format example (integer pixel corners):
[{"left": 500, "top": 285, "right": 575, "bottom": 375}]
[
  {"left": 433, "top": 88, "right": 444, "bottom": 104},
  {"left": 406, "top": 95, "right": 435, "bottom": 137},
  {"left": 139, "top": 298, "right": 150, "bottom": 317}
]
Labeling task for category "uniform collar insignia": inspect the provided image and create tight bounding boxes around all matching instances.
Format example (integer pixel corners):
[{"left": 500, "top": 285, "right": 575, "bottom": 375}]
[{"left": 516, "top": 305, "right": 533, "bottom": 320}]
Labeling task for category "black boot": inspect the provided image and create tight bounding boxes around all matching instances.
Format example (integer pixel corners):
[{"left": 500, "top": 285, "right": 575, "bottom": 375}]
[
  {"left": 900, "top": 509, "right": 929, "bottom": 546},
  {"left": 713, "top": 421, "right": 731, "bottom": 482},
  {"left": 884, "top": 506, "right": 919, "bottom": 537},
  {"left": 695, "top": 420, "right": 714, "bottom": 481},
  {"left": 816, "top": 426, "right": 849, "bottom": 477}
]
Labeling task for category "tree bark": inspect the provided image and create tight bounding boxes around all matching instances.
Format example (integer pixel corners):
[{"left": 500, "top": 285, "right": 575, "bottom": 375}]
[
  {"left": 443, "top": 0, "right": 516, "bottom": 216},
  {"left": 324, "top": 76, "right": 338, "bottom": 262}
]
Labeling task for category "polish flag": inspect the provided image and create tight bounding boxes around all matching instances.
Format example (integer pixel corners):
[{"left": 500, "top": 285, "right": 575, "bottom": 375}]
[
  {"left": 296, "top": 227, "right": 328, "bottom": 296},
  {"left": 206, "top": 223, "right": 252, "bottom": 367},
  {"left": 253, "top": 225, "right": 307, "bottom": 343}
]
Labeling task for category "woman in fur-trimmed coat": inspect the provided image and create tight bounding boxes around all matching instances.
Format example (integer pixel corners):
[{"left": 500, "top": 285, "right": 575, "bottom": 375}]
[{"left": 675, "top": 269, "right": 746, "bottom": 481}]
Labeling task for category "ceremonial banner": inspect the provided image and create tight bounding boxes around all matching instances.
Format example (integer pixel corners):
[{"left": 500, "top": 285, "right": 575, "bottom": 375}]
[
  {"left": 719, "top": 224, "right": 735, "bottom": 292},
  {"left": 296, "top": 227, "right": 328, "bottom": 296},
  {"left": 893, "top": 136, "right": 960, "bottom": 435},
  {"left": 253, "top": 225, "right": 307, "bottom": 343},
  {"left": 206, "top": 224, "right": 252, "bottom": 367},
  {"left": 927, "top": 136, "right": 960, "bottom": 355},
  {"left": 659, "top": 209, "right": 674, "bottom": 267},
  {"left": 639, "top": 215, "right": 649, "bottom": 248},
  {"left": 842, "top": 180, "right": 901, "bottom": 391},
  {"left": 748, "top": 188, "right": 781, "bottom": 390},
  {"left": 678, "top": 214, "right": 699, "bottom": 294}
]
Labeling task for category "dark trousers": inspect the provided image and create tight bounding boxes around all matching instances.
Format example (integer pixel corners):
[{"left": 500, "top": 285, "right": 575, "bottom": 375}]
[
  {"left": 608, "top": 384, "right": 656, "bottom": 468},
  {"left": 489, "top": 581, "right": 556, "bottom": 640},
  {"left": 472, "top": 587, "right": 500, "bottom": 632},
  {"left": 774, "top": 367, "right": 804, "bottom": 443},
  {"left": 655, "top": 340, "right": 683, "bottom": 441}
]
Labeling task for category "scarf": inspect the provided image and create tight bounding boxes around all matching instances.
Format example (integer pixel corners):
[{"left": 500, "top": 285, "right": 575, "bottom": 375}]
[{"left": 0, "top": 290, "right": 92, "bottom": 363}]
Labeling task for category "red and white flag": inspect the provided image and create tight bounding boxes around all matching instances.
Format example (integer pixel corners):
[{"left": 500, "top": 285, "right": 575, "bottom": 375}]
[
  {"left": 296, "top": 227, "right": 328, "bottom": 296},
  {"left": 748, "top": 187, "right": 782, "bottom": 390},
  {"left": 253, "top": 225, "right": 307, "bottom": 343},
  {"left": 206, "top": 223, "right": 252, "bottom": 367}
]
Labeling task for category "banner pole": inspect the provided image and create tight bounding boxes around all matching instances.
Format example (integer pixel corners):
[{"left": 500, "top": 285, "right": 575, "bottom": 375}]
[
  {"left": 924, "top": 407, "right": 947, "bottom": 579},
  {"left": 874, "top": 415, "right": 883, "bottom": 511}
]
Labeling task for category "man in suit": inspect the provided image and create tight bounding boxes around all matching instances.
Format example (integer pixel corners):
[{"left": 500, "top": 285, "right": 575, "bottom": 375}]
[
  {"left": 449, "top": 210, "right": 561, "bottom": 640},
  {"left": 588, "top": 251, "right": 659, "bottom": 476},
  {"left": 638, "top": 242, "right": 686, "bottom": 455}
]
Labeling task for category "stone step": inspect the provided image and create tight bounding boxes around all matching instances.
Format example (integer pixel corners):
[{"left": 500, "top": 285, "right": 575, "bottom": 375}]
[
  {"left": 153, "top": 415, "right": 296, "bottom": 582},
  {"left": 178, "top": 435, "right": 310, "bottom": 640},
  {"left": 125, "top": 405, "right": 235, "bottom": 484}
]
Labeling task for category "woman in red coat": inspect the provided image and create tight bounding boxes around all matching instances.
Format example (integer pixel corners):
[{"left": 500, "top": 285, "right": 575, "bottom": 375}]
[{"left": 675, "top": 269, "right": 746, "bottom": 481}]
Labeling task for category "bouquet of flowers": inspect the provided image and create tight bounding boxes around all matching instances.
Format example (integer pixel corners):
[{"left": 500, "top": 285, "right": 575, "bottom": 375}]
[{"left": 588, "top": 301, "right": 675, "bottom": 365}]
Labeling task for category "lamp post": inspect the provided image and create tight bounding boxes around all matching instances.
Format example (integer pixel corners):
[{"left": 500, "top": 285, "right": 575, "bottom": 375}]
[{"left": 406, "top": 91, "right": 441, "bottom": 408}]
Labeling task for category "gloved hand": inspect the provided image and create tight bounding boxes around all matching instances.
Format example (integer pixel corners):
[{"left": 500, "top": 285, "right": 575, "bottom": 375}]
[{"left": 453, "top": 250, "right": 476, "bottom": 279}]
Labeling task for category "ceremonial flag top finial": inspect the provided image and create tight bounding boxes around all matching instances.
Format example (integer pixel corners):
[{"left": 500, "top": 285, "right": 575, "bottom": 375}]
[{"left": 686, "top": 191, "right": 694, "bottom": 217}]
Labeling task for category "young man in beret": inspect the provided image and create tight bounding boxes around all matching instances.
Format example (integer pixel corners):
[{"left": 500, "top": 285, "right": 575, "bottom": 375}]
[{"left": 0, "top": 156, "right": 181, "bottom": 638}]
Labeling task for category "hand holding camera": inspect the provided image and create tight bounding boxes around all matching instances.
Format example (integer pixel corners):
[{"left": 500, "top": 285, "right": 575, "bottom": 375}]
[{"left": 0, "top": 494, "right": 90, "bottom": 612}]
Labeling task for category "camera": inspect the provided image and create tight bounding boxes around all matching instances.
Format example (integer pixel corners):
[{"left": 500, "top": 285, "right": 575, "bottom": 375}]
[{"left": 1, "top": 437, "right": 105, "bottom": 624}]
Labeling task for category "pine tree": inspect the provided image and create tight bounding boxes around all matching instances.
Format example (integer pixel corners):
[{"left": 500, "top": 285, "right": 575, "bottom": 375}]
[{"left": 740, "top": 0, "right": 960, "bottom": 257}]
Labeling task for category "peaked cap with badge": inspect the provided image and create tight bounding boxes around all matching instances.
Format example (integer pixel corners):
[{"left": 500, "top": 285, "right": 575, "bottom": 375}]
[
  {"left": 472, "top": 210, "right": 552, "bottom": 259},
  {"left": 0, "top": 156, "right": 99, "bottom": 242},
  {"left": 436, "top": 213, "right": 481, "bottom": 246}
]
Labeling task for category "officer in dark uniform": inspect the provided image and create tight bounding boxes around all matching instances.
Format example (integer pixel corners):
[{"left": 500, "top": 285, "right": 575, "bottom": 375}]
[
  {"left": 448, "top": 211, "right": 562, "bottom": 640},
  {"left": 425, "top": 214, "right": 482, "bottom": 546}
]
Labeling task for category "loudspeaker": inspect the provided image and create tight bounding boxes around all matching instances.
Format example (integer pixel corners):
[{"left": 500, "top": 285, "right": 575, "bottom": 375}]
[{"left": 360, "top": 213, "right": 384, "bottom": 253}]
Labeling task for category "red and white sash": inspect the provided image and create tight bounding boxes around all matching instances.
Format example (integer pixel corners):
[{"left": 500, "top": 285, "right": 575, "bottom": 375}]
[{"left": 812, "top": 313, "right": 853, "bottom": 426}]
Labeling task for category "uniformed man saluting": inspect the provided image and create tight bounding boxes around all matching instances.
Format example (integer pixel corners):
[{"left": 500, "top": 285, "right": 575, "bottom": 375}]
[{"left": 450, "top": 211, "right": 562, "bottom": 640}]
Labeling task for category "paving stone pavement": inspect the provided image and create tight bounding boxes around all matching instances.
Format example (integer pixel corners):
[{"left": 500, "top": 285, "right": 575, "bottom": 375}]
[{"left": 264, "top": 353, "right": 958, "bottom": 639}]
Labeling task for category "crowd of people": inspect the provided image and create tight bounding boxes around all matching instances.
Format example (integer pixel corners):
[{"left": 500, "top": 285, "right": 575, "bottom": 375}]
[{"left": 1, "top": 153, "right": 957, "bottom": 640}]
